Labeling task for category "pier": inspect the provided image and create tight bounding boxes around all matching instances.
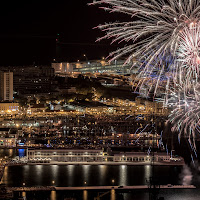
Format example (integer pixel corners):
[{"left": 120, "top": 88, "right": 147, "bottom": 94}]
[{"left": 7, "top": 185, "right": 196, "bottom": 192}]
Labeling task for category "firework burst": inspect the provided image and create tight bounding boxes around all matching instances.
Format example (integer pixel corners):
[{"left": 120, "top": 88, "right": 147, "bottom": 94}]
[
  {"left": 91, "top": 0, "right": 200, "bottom": 149},
  {"left": 91, "top": 0, "right": 200, "bottom": 92},
  {"left": 175, "top": 23, "right": 200, "bottom": 89},
  {"left": 168, "top": 85, "right": 200, "bottom": 150}
]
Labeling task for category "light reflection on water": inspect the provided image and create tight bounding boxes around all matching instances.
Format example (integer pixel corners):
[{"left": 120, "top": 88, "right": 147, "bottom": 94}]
[
  {"left": 99, "top": 165, "right": 107, "bottom": 185},
  {"left": 24, "top": 164, "right": 29, "bottom": 174},
  {"left": 0, "top": 148, "right": 15, "bottom": 158},
  {"left": 35, "top": 165, "right": 43, "bottom": 183},
  {"left": 145, "top": 165, "right": 151, "bottom": 181},
  {"left": 50, "top": 191, "right": 56, "bottom": 200},
  {"left": 52, "top": 165, "right": 58, "bottom": 184},
  {"left": 119, "top": 165, "right": 127, "bottom": 186},
  {"left": 67, "top": 165, "right": 75, "bottom": 186},
  {"left": 83, "top": 190, "right": 88, "bottom": 200},
  {"left": 83, "top": 165, "right": 90, "bottom": 184},
  {"left": 2, "top": 164, "right": 184, "bottom": 188},
  {"left": 22, "top": 191, "right": 26, "bottom": 198},
  {"left": 111, "top": 189, "right": 116, "bottom": 200}
]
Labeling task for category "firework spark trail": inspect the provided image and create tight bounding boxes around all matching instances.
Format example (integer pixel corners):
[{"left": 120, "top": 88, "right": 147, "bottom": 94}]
[
  {"left": 191, "top": 154, "right": 195, "bottom": 165},
  {"left": 147, "top": 146, "right": 151, "bottom": 156},
  {"left": 135, "top": 124, "right": 149, "bottom": 143},
  {"left": 138, "top": 124, "right": 149, "bottom": 135},
  {"left": 166, "top": 144, "right": 168, "bottom": 155},
  {"left": 134, "top": 127, "right": 141, "bottom": 135},
  {"left": 125, "top": 115, "right": 133, "bottom": 120},
  {"left": 158, "top": 130, "right": 164, "bottom": 148}
]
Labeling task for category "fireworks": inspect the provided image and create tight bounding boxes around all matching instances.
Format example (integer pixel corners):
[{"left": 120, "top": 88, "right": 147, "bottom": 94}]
[
  {"left": 91, "top": 0, "right": 200, "bottom": 149},
  {"left": 91, "top": 0, "right": 200, "bottom": 91},
  {"left": 168, "top": 85, "right": 200, "bottom": 149},
  {"left": 176, "top": 23, "right": 200, "bottom": 88}
]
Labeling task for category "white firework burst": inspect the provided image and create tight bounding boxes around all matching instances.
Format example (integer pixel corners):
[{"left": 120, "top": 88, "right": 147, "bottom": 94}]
[
  {"left": 91, "top": 0, "right": 200, "bottom": 92},
  {"left": 91, "top": 0, "right": 200, "bottom": 150}
]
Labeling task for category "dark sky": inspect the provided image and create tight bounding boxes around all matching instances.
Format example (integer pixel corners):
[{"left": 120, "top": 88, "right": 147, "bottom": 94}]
[{"left": 0, "top": 0, "right": 128, "bottom": 66}]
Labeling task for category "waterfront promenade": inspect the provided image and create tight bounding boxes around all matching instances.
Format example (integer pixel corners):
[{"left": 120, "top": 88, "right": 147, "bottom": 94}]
[
  {"left": 27, "top": 160, "right": 185, "bottom": 166},
  {"left": 7, "top": 185, "right": 196, "bottom": 192}
]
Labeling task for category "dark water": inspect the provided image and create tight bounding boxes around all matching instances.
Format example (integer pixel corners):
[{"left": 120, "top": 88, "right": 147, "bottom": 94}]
[
  {"left": 2, "top": 164, "right": 200, "bottom": 200},
  {"left": 2, "top": 165, "right": 183, "bottom": 187}
]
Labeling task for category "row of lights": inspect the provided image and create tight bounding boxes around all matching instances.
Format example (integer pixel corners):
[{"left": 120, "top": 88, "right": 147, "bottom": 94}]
[{"left": 22, "top": 179, "right": 115, "bottom": 185}]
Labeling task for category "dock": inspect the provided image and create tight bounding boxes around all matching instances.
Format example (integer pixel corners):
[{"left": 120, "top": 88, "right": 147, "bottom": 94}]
[
  {"left": 55, "top": 185, "right": 196, "bottom": 190},
  {"left": 7, "top": 185, "right": 196, "bottom": 192}
]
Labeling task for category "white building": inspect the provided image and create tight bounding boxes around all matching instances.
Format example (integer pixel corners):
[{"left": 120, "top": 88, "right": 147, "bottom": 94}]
[
  {"left": 113, "top": 152, "right": 171, "bottom": 162},
  {"left": 28, "top": 149, "right": 104, "bottom": 162},
  {"left": 26, "top": 149, "right": 180, "bottom": 164}
]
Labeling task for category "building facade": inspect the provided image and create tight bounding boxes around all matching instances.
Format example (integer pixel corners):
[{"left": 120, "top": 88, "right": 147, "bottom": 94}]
[
  {"left": 52, "top": 59, "right": 138, "bottom": 75},
  {"left": 27, "top": 149, "right": 180, "bottom": 164},
  {"left": 52, "top": 62, "right": 73, "bottom": 74},
  {"left": 28, "top": 149, "right": 104, "bottom": 162},
  {"left": 0, "top": 128, "right": 18, "bottom": 147},
  {"left": 0, "top": 102, "right": 19, "bottom": 113},
  {"left": 0, "top": 71, "right": 13, "bottom": 101}
]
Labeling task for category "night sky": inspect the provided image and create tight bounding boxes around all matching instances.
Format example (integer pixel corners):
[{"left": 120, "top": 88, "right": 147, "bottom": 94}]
[{"left": 0, "top": 1, "right": 128, "bottom": 66}]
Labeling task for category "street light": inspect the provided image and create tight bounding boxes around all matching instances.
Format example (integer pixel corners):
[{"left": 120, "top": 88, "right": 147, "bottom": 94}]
[
  {"left": 84, "top": 181, "right": 87, "bottom": 190},
  {"left": 112, "top": 179, "right": 115, "bottom": 185},
  {"left": 83, "top": 54, "right": 88, "bottom": 61},
  {"left": 52, "top": 180, "right": 55, "bottom": 185}
]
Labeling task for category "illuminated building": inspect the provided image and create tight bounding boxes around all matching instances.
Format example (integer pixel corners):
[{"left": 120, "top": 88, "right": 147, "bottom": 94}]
[
  {"left": 0, "top": 128, "right": 18, "bottom": 147},
  {"left": 0, "top": 102, "right": 19, "bottom": 113},
  {"left": 52, "top": 59, "right": 138, "bottom": 75},
  {"left": 27, "top": 149, "right": 183, "bottom": 164},
  {"left": 52, "top": 62, "right": 73, "bottom": 74},
  {"left": 0, "top": 71, "right": 13, "bottom": 101},
  {"left": 30, "top": 104, "right": 46, "bottom": 113},
  {"left": 28, "top": 149, "right": 104, "bottom": 162}
]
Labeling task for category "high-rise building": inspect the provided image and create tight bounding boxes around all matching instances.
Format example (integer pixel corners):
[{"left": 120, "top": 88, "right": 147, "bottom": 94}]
[{"left": 0, "top": 71, "right": 13, "bottom": 101}]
